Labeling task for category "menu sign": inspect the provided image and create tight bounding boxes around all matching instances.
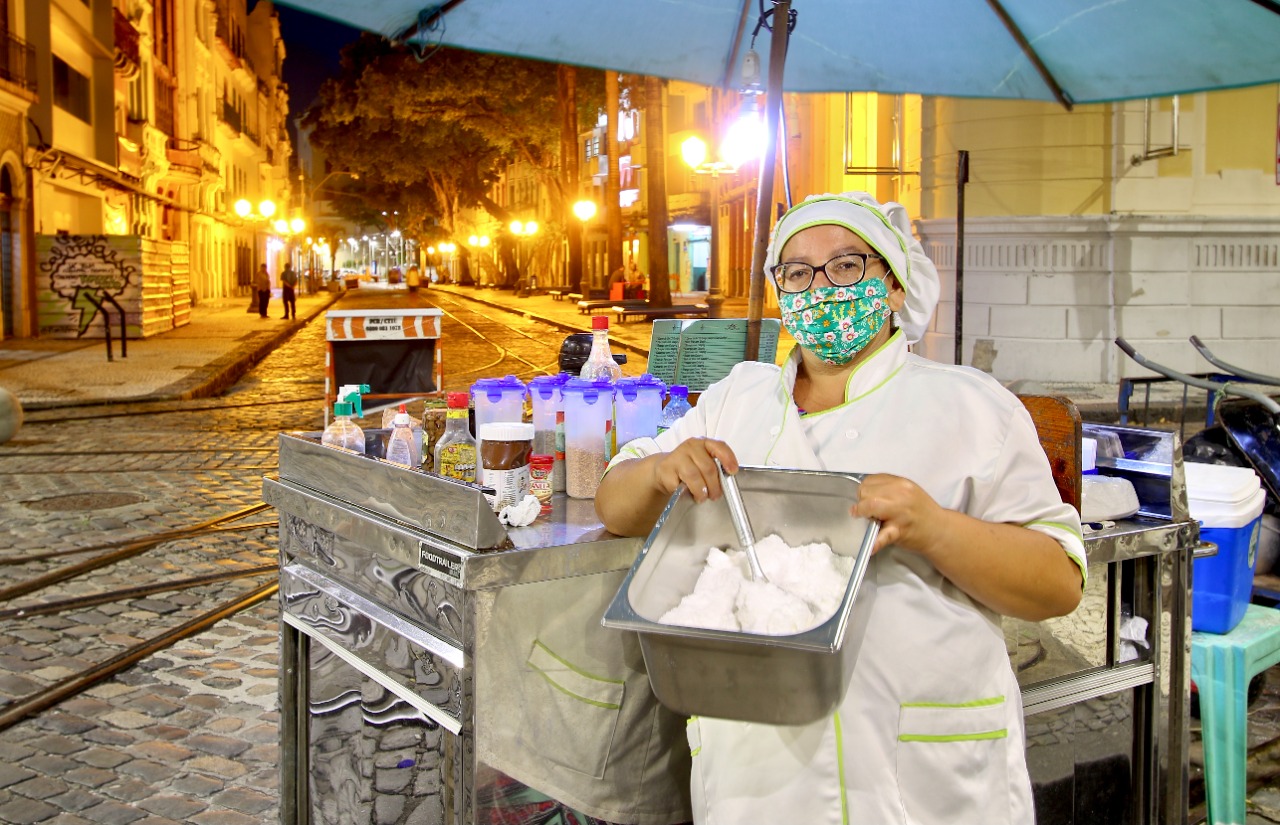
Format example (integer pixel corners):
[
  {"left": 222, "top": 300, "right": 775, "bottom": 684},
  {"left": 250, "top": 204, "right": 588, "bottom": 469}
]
[{"left": 646, "top": 318, "right": 781, "bottom": 392}]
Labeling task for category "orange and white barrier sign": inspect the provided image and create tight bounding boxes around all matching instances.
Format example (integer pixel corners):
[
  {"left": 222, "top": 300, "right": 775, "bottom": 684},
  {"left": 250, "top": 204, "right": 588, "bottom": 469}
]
[{"left": 325, "top": 309, "right": 443, "bottom": 341}]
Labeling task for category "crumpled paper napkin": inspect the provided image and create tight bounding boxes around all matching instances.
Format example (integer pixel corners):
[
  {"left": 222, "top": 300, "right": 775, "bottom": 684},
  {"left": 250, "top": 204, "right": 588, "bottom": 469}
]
[{"left": 498, "top": 494, "right": 541, "bottom": 527}]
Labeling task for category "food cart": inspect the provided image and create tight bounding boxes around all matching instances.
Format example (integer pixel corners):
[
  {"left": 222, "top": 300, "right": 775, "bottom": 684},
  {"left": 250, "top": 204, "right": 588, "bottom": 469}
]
[{"left": 267, "top": 420, "right": 1198, "bottom": 825}]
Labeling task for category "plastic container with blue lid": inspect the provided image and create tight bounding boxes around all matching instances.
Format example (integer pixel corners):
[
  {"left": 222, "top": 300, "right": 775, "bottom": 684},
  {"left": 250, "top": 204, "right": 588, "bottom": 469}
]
[
  {"left": 614, "top": 374, "right": 667, "bottom": 450},
  {"left": 1187, "top": 461, "right": 1267, "bottom": 634},
  {"left": 562, "top": 378, "right": 616, "bottom": 499}
]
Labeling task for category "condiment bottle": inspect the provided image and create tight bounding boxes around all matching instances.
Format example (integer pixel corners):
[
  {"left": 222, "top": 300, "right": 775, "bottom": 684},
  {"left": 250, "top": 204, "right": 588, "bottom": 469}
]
[
  {"left": 579, "top": 316, "right": 623, "bottom": 382},
  {"left": 384, "top": 404, "right": 418, "bottom": 467},
  {"left": 433, "top": 391, "right": 477, "bottom": 482},
  {"left": 529, "top": 454, "right": 554, "bottom": 513},
  {"left": 478, "top": 422, "right": 535, "bottom": 512},
  {"left": 658, "top": 385, "right": 692, "bottom": 433}
]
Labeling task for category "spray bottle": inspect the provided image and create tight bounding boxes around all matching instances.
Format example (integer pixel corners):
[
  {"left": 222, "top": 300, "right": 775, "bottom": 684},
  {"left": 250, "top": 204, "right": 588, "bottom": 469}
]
[{"left": 322, "top": 388, "right": 367, "bottom": 454}]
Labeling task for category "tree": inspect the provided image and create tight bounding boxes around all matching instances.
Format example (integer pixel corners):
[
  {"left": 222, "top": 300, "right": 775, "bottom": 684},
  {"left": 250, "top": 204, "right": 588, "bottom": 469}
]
[
  {"left": 305, "top": 37, "right": 605, "bottom": 286},
  {"left": 644, "top": 75, "right": 672, "bottom": 308}
]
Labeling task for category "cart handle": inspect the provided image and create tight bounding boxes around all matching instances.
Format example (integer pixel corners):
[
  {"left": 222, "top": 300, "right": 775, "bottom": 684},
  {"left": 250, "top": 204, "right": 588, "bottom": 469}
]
[
  {"left": 1188, "top": 335, "right": 1280, "bottom": 387},
  {"left": 1114, "top": 338, "right": 1280, "bottom": 416}
]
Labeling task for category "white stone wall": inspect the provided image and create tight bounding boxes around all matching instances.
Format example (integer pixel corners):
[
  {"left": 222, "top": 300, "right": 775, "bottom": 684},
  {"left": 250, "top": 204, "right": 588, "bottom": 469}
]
[{"left": 915, "top": 215, "right": 1280, "bottom": 384}]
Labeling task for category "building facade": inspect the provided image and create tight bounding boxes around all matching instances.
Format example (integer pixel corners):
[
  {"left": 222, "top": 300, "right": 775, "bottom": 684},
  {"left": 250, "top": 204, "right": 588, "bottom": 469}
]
[{"left": 1, "top": 0, "right": 291, "bottom": 340}]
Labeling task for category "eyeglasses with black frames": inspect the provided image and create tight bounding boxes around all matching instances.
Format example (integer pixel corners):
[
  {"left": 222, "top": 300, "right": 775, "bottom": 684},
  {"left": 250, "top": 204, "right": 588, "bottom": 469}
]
[{"left": 771, "top": 252, "right": 884, "bottom": 293}]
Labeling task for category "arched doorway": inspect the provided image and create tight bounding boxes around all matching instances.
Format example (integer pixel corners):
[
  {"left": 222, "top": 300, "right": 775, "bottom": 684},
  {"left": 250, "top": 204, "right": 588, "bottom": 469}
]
[{"left": 1, "top": 165, "right": 15, "bottom": 339}]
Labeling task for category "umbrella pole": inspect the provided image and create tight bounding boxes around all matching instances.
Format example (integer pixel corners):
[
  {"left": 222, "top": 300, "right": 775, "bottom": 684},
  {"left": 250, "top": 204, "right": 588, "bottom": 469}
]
[
  {"left": 955, "top": 149, "right": 969, "bottom": 366},
  {"left": 745, "top": 0, "right": 791, "bottom": 363}
]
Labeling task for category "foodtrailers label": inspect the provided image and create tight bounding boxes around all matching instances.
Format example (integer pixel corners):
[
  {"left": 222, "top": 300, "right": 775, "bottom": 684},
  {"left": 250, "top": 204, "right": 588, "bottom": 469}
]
[{"left": 419, "top": 541, "right": 463, "bottom": 583}]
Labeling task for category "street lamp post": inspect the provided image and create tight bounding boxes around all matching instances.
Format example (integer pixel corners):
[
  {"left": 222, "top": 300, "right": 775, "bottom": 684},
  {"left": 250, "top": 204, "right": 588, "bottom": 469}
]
[
  {"left": 233, "top": 199, "right": 278, "bottom": 294},
  {"left": 304, "top": 171, "right": 358, "bottom": 285},
  {"left": 467, "top": 235, "right": 490, "bottom": 285},
  {"left": 510, "top": 220, "right": 539, "bottom": 289},
  {"left": 679, "top": 95, "right": 766, "bottom": 319},
  {"left": 572, "top": 199, "right": 596, "bottom": 292},
  {"left": 680, "top": 137, "right": 730, "bottom": 318}
]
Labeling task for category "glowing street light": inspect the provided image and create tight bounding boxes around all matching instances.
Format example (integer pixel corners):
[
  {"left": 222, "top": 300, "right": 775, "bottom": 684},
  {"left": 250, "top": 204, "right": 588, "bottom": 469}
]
[
  {"left": 681, "top": 101, "right": 764, "bottom": 319},
  {"left": 234, "top": 198, "right": 278, "bottom": 221},
  {"left": 572, "top": 199, "right": 597, "bottom": 222}
]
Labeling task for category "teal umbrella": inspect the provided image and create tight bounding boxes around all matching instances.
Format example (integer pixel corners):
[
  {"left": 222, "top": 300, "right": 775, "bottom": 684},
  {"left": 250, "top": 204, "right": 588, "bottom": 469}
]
[
  {"left": 286, "top": 0, "right": 1280, "bottom": 357},
  {"left": 286, "top": 0, "right": 1280, "bottom": 106}
]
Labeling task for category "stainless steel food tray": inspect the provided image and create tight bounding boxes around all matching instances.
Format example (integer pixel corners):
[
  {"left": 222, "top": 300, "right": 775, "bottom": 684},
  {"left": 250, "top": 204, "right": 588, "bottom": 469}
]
[{"left": 602, "top": 466, "right": 878, "bottom": 725}]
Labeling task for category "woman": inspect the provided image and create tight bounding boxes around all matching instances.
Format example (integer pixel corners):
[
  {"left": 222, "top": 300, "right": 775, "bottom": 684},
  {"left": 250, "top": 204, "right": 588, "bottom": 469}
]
[{"left": 595, "top": 192, "right": 1086, "bottom": 825}]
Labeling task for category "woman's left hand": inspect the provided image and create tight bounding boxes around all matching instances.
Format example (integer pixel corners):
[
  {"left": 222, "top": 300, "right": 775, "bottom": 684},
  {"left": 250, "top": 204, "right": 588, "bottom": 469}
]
[{"left": 851, "top": 473, "right": 944, "bottom": 555}]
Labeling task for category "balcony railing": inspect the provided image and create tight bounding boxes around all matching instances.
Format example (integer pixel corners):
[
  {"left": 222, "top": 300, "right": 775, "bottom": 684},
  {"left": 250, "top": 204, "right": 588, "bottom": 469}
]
[
  {"left": 0, "top": 31, "right": 36, "bottom": 93},
  {"left": 219, "top": 97, "right": 242, "bottom": 133},
  {"left": 154, "top": 74, "right": 176, "bottom": 136}
]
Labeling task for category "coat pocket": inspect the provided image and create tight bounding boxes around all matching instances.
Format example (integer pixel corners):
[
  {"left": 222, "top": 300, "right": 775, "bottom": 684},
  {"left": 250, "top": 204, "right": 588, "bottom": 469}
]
[
  {"left": 895, "top": 697, "right": 1013, "bottom": 825},
  {"left": 517, "top": 639, "right": 626, "bottom": 779}
]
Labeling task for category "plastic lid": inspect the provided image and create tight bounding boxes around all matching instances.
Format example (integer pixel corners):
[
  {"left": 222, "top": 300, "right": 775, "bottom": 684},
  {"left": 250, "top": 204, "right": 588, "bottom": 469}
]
[
  {"left": 477, "top": 422, "right": 535, "bottom": 441},
  {"left": 392, "top": 412, "right": 411, "bottom": 426},
  {"left": 615, "top": 374, "right": 666, "bottom": 401},
  {"left": 669, "top": 384, "right": 689, "bottom": 399},
  {"left": 446, "top": 391, "right": 470, "bottom": 409},
  {"left": 1185, "top": 461, "right": 1262, "bottom": 505},
  {"left": 562, "top": 377, "right": 615, "bottom": 404},
  {"left": 472, "top": 375, "right": 527, "bottom": 401},
  {"left": 333, "top": 401, "right": 353, "bottom": 416},
  {"left": 591, "top": 315, "right": 609, "bottom": 330},
  {"left": 528, "top": 374, "right": 565, "bottom": 400}
]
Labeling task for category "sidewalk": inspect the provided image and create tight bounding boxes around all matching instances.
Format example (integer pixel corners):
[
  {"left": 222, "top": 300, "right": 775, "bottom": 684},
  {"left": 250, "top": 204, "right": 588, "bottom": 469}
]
[{"left": 0, "top": 288, "right": 342, "bottom": 411}]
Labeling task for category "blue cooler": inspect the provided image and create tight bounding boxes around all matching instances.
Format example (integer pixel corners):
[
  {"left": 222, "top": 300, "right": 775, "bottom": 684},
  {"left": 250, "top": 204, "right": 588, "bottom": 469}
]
[{"left": 1188, "top": 462, "right": 1266, "bottom": 634}]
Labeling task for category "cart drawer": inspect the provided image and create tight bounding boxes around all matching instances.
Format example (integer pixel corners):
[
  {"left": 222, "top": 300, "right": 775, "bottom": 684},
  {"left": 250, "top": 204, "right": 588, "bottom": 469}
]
[{"left": 280, "top": 562, "right": 467, "bottom": 734}]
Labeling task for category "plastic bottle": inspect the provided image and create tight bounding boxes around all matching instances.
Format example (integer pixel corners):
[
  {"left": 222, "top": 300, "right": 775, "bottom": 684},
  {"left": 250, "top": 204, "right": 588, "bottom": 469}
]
[
  {"left": 385, "top": 404, "right": 417, "bottom": 467},
  {"left": 579, "top": 316, "right": 623, "bottom": 382},
  {"left": 322, "top": 400, "right": 366, "bottom": 453},
  {"left": 657, "top": 385, "right": 692, "bottom": 434},
  {"left": 433, "top": 391, "right": 478, "bottom": 482}
]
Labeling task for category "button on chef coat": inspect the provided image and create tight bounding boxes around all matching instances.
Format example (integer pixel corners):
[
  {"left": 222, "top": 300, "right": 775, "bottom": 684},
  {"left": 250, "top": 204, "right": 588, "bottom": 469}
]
[{"left": 611, "top": 331, "right": 1085, "bottom": 825}]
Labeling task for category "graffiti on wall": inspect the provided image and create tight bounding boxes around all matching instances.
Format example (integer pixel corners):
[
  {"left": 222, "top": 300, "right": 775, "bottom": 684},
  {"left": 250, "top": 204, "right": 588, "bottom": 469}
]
[{"left": 37, "top": 235, "right": 142, "bottom": 338}]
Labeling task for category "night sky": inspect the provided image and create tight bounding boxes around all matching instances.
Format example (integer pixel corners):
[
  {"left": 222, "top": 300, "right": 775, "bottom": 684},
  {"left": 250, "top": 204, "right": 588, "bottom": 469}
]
[{"left": 272, "top": 3, "right": 364, "bottom": 137}]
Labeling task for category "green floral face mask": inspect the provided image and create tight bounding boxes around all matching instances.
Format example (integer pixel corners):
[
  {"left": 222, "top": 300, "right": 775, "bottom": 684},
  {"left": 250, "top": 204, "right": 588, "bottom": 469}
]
[{"left": 779, "top": 279, "right": 891, "bottom": 366}]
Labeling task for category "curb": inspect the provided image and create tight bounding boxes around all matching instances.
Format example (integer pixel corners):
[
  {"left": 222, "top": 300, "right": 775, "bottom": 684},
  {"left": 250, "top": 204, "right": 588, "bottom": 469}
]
[{"left": 168, "top": 291, "right": 345, "bottom": 402}]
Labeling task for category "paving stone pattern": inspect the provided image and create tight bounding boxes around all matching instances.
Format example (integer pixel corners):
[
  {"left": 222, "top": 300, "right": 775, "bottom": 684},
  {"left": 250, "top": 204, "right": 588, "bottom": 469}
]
[
  {"left": 0, "top": 322, "right": 331, "bottom": 824},
  {"left": 1, "top": 286, "right": 1277, "bottom": 824}
]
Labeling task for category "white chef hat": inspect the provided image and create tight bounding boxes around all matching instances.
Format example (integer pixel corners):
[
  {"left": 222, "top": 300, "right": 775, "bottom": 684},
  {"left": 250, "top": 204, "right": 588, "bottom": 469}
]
[{"left": 764, "top": 192, "right": 940, "bottom": 344}]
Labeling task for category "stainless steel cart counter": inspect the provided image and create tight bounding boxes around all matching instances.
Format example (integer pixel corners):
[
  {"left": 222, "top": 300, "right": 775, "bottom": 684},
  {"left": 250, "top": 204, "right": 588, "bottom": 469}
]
[
  {"left": 268, "top": 423, "right": 1197, "bottom": 825},
  {"left": 266, "top": 432, "right": 690, "bottom": 825}
]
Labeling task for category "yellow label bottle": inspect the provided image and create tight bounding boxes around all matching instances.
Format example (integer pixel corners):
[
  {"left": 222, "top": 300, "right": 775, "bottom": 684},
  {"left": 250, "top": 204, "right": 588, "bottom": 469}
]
[{"left": 433, "top": 392, "right": 477, "bottom": 482}]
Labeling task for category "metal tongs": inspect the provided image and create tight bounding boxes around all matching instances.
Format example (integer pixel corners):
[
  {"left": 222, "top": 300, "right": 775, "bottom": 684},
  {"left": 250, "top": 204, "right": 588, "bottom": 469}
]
[{"left": 716, "top": 460, "right": 768, "bottom": 582}]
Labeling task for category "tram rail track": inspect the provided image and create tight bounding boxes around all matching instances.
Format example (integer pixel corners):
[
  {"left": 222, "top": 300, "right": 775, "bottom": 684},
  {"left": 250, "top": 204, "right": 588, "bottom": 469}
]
[
  {"left": 0, "top": 504, "right": 281, "bottom": 732},
  {"left": 0, "top": 289, "right": 620, "bottom": 743},
  {"left": 0, "top": 579, "right": 278, "bottom": 734},
  {"left": 0, "top": 503, "right": 273, "bottom": 602}
]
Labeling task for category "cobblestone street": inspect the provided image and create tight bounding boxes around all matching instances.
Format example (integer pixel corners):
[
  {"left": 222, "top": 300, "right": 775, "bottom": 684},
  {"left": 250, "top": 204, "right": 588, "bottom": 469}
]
[{"left": 0, "top": 284, "right": 1278, "bottom": 824}]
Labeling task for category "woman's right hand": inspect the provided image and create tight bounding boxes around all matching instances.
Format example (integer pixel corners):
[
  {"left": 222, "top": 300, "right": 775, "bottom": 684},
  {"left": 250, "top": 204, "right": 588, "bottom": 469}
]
[{"left": 650, "top": 437, "right": 739, "bottom": 504}]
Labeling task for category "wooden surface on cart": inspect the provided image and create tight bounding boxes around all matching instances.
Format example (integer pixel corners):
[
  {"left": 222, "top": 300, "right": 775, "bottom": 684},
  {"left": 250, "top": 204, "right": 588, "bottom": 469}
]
[{"left": 1019, "top": 394, "right": 1083, "bottom": 513}]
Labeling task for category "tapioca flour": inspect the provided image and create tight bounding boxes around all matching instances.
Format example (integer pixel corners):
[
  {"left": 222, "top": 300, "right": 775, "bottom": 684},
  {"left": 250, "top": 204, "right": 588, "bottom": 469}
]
[{"left": 658, "top": 534, "right": 853, "bottom": 635}]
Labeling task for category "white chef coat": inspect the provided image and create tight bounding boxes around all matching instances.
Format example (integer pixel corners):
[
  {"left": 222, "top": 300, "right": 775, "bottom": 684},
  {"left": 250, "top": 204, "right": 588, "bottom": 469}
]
[{"left": 610, "top": 331, "right": 1086, "bottom": 825}]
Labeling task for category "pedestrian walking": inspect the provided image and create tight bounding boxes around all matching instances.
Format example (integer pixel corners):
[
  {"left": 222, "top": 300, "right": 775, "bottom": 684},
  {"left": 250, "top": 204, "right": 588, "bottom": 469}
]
[
  {"left": 406, "top": 264, "right": 423, "bottom": 294},
  {"left": 253, "top": 264, "right": 271, "bottom": 319},
  {"left": 280, "top": 264, "right": 298, "bottom": 320}
]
